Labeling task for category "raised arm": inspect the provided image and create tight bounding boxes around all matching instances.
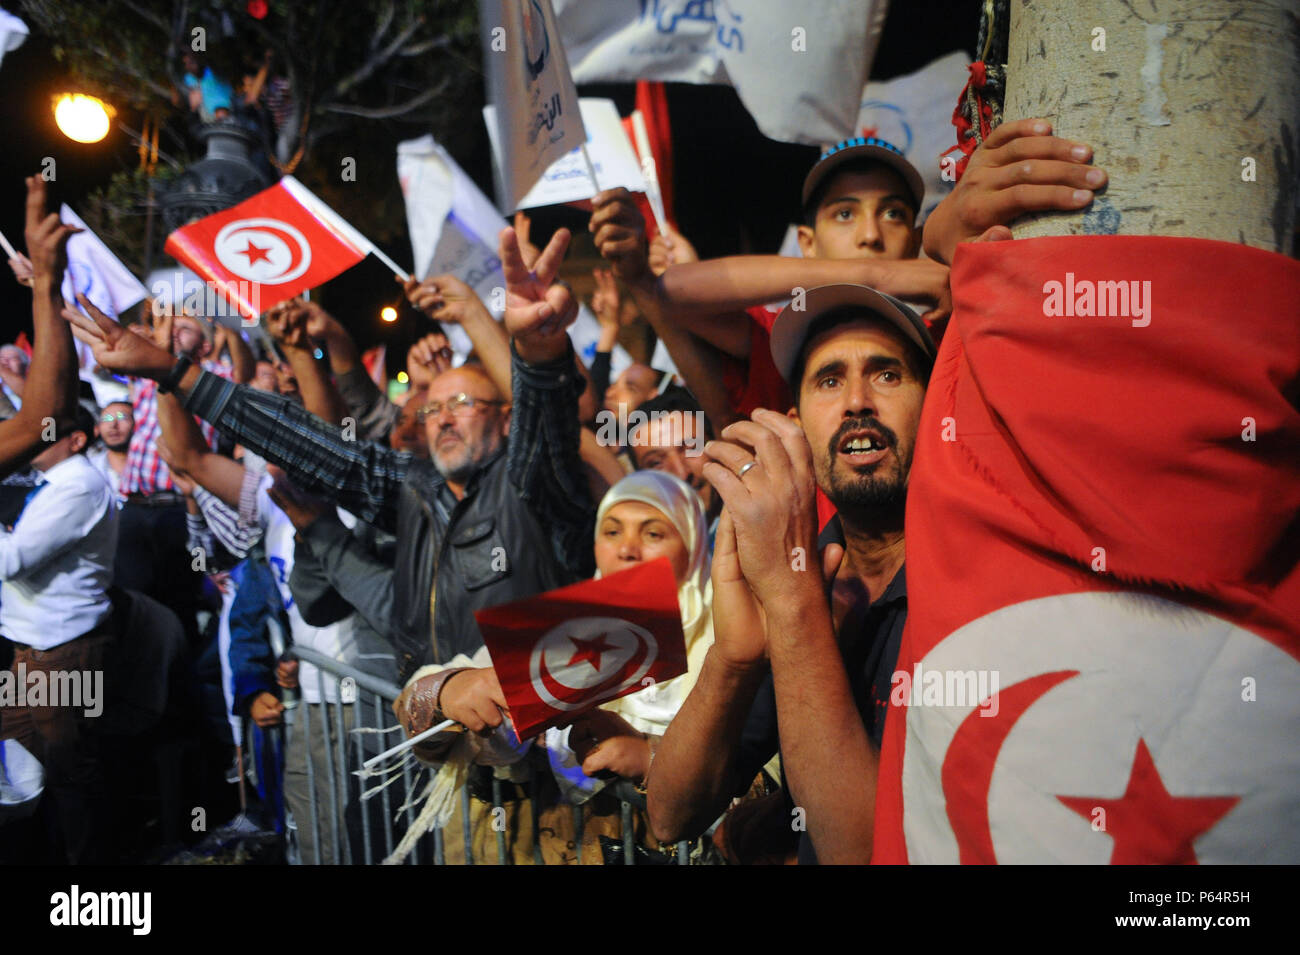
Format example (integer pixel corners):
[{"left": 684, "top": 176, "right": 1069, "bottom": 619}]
[
  {"left": 264, "top": 299, "right": 350, "bottom": 426},
  {"left": 402, "top": 273, "right": 513, "bottom": 398},
  {"left": 647, "top": 508, "right": 773, "bottom": 841},
  {"left": 61, "top": 299, "right": 411, "bottom": 533},
  {"left": 0, "top": 177, "right": 81, "bottom": 477},
  {"left": 588, "top": 191, "right": 742, "bottom": 430},
  {"left": 499, "top": 225, "right": 595, "bottom": 578},
  {"left": 214, "top": 322, "right": 255, "bottom": 384}
]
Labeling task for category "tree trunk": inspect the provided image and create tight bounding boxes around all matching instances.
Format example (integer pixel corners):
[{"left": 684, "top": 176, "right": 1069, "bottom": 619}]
[{"left": 1003, "top": 0, "right": 1299, "bottom": 254}]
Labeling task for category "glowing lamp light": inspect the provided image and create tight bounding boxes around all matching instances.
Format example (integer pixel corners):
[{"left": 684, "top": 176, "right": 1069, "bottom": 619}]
[
  {"left": 380, "top": 306, "right": 398, "bottom": 323},
  {"left": 54, "top": 93, "right": 113, "bottom": 144},
  {"left": 396, "top": 371, "right": 409, "bottom": 384}
]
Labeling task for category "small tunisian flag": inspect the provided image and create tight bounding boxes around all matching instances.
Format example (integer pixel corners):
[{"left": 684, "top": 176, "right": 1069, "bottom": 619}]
[
  {"left": 875, "top": 236, "right": 1300, "bottom": 864},
  {"left": 476, "top": 559, "right": 686, "bottom": 740},
  {"left": 164, "top": 176, "right": 374, "bottom": 320}
]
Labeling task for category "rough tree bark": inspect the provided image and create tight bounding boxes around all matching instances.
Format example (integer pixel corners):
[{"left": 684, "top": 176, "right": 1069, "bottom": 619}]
[{"left": 1003, "top": 0, "right": 1299, "bottom": 254}]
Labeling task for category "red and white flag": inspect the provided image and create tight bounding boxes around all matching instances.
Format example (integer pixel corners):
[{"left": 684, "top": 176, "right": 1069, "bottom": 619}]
[
  {"left": 476, "top": 559, "right": 687, "bottom": 740},
  {"left": 163, "top": 176, "right": 376, "bottom": 321},
  {"left": 875, "top": 236, "right": 1300, "bottom": 864}
]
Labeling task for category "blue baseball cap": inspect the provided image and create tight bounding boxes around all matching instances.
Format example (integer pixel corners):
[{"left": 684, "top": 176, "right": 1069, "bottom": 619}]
[{"left": 801, "top": 137, "right": 925, "bottom": 215}]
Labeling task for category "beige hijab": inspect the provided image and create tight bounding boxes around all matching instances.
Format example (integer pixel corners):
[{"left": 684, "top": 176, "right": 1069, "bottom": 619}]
[{"left": 594, "top": 471, "right": 714, "bottom": 735}]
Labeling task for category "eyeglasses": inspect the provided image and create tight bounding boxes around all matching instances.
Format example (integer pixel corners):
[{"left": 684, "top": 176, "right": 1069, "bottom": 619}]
[
  {"left": 415, "top": 393, "right": 505, "bottom": 422},
  {"left": 99, "top": 411, "right": 132, "bottom": 424}
]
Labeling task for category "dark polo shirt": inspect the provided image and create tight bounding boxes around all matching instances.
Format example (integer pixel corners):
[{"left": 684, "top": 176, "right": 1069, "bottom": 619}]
[{"left": 733, "top": 515, "right": 908, "bottom": 864}]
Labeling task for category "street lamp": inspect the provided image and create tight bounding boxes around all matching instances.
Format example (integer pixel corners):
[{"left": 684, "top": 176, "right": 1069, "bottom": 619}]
[{"left": 53, "top": 93, "right": 113, "bottom": 143}]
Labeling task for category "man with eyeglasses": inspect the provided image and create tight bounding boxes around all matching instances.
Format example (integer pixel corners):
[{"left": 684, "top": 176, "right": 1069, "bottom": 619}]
[
  {"left": 63, "top": 226, "right": 596, "bottom": 705},
  {"left": 87, "top": 400, "right": 134, "bottom": 501}
]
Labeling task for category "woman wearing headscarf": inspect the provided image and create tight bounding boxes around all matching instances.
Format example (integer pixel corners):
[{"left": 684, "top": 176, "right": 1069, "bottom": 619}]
[{"left": 561, "top": 470, "right": 713, "bottom": 788}]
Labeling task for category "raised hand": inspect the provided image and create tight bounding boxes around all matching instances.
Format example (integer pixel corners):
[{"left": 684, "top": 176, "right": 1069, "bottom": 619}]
[
  {"left": 62, "top": 293, "right": 176, "bottom": 381},
  {"left": 702, "top": 409, "right": 827, "bottom": 609},
  {"left": 406, "top": 331, "right": 453, "bottom": 390},
  {"left": 499, "top": 225, "right": 576, "bottom": 364},
  {"left": 590, "top": 267, "right": 621, "bottom": 329},
  {"left": 402, "top": 273, "right": 490, "bottom": 328},
  {"left": 151, "top": 306, "right": 174, "bottom": 352},
  {"left": 922, "top": 117, "right": 1107, "bottom": 265},
  {"left": 264, "top": 298, "right": 312, "bottom": 351},
  {"left": 7, "top": 251, "right": 34, "bottom": 288},
  {"left": 266, "top": 467, "right": 332, "bottom": 531},
  {"left": 648, "top": 222, "right": 699, "bottom": 277},
  {"left": 589, "top": 187, "right": 650, "bottom": 286},
  {"left": 24, "top": 176, "right": 81, "bottom": 287}
]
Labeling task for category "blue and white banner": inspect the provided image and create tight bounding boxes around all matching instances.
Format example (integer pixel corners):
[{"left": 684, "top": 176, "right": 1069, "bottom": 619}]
[
  {"left": 480, "top": 0, "right": 587, "bottom": 213},
  {"left": 553, "top": 0, "right": 887, "bottom": 146},
  {"left": 484, "top": 98, "right": 648, "bottom": 210}
]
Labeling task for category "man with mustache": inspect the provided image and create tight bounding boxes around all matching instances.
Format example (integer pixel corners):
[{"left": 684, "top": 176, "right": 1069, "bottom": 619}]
[{"left": 646, "top": 284, "right": 934, "bottom": 863}]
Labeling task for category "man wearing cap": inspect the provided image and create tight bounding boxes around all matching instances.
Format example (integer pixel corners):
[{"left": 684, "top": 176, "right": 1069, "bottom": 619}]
[{"left": 645, "top": 283, "right": 935, "bottom": 864}]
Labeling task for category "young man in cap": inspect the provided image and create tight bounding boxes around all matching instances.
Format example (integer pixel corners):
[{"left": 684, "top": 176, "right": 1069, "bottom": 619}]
[
  {"left": 645, "top": 284, "right": 934, "bottom": 864},
  {"left": 590, "top": 137, "right": 949, "bottom": 432}
]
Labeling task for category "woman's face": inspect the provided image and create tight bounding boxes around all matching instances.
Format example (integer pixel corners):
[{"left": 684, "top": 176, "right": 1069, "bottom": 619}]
[{"left": 595, "top": 500, "right": 690, "bottom": 584}]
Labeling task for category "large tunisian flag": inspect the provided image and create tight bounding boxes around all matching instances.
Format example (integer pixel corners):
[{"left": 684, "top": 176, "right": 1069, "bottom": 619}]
[
  {"left": 164, "top": 176, "right": 372, "bottom": 321},
  {"left": 476, "top": 559, "right": 687, "bottom": 740},
  {"left": 875, "top": 236, "right": 1300, "bottom": 864}
]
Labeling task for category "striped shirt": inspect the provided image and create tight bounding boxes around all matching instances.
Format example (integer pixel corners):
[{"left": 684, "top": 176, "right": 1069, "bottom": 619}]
[{"left": 121, "top": 359, "right": 232, "bottom": 497}]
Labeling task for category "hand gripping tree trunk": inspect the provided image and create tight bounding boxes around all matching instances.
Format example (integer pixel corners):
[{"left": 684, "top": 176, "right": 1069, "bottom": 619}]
[{"left": 1003, "top": 0, "right": 1299, "bottom": 254}]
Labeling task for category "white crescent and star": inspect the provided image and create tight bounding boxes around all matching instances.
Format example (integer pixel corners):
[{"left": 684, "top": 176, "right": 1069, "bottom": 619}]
[
  {"left": 902, "top": 591, "right": 1300, "bottom": 864},
  {"left": 529, "top": 616, "right": 657, "bottom": 712},
  {"left": 213, "top": 217, "right": 313, "bottom": 285}
]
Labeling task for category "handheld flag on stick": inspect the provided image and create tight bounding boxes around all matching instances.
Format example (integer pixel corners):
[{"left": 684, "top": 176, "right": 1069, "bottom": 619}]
[
  {"left": 476, "top": 558, "right": 687, "bottom": 740},
  {"left": 480, "top": 0, "right": 588, "bottom": 212},
  {"left": 484, "top": 98, "right": 646, "bottom": 211},
  {"left": 164, "top": 176, "right": 406, "bottom": 322}
]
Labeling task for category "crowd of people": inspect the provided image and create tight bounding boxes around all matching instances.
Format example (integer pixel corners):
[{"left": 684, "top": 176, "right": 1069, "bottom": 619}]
[{"left": 0, "top": 109, "right": 1110, "bottom": 863}]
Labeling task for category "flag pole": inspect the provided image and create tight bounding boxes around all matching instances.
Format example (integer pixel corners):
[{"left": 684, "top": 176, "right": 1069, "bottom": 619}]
[
  {"left": 362, "top": 718, "right": 457, "bottom": 770},
  {"left": 0, "top": 228, "right": 19, "bottom": 261},
  {"left": 630, "top": 111, "right": 671, "bottom": 237},
  {"left": 580, "top": 143, "right": 601, "bottom": 197},
  {"left": 367, "top": 246, "right": 412, "bottom": 284}
]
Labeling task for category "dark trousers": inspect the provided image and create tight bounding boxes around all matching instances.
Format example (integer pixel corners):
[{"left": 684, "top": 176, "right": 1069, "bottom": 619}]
[
  {"left": 0, "top": 630, "right": 115, "bottom": 864},
  {"left": 116, "top": 500, "right": 202, "bottom": 646}
]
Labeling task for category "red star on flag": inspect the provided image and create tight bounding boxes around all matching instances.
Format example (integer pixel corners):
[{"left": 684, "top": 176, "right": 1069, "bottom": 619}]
[
  {"left": 1057, "top": 739, "right": 1240, "bottom": 864},
  {"left": 567, "top": 632, "right": 616, "bottom": 672},
  {"left": 238, "top": 240, "right": 273, "bottom": 266}
]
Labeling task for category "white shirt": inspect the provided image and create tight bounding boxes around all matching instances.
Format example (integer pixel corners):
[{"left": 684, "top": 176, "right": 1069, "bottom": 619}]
[
  {"left": 0, "top": 453, "right": 118, "bottom": 649},
  {"left": 254, "top": 475, "right": 359, "bottom": 705},
  {"left": 86, "top": 446, "right": 123, "bottom": 503}
]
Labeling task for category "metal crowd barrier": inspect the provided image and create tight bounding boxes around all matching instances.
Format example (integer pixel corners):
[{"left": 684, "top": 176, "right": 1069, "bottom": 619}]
[{"left": 286, "top": 646, "right": 690, "bottom": 865}]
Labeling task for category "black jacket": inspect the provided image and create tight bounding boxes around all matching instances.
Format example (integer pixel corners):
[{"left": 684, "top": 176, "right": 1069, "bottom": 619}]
[{"left": 184, "top": 342, "right": 596, "bottom": 685}]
